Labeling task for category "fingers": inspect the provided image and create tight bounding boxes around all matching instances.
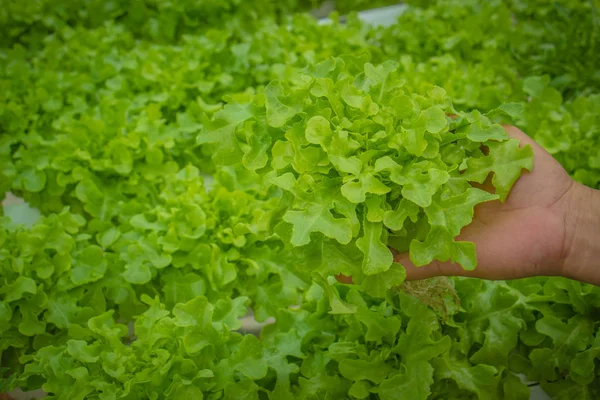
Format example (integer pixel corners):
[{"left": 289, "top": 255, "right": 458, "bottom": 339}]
[
  {"left": 393, "top": 252, "right": 473, "bottom": 281},
  {"left": 391, "top": 126, "right": 539, "bottom": 282},
  {"left": 395, "top": 250, "right": 510, "bottom": 281},
  {"left": 392, "top": 211, "right": 523, "bottom": 281}
]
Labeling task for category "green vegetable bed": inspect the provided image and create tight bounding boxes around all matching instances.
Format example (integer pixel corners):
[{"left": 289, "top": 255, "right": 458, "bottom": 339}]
[{"left": 1, "top": 0, "right": 599, "bottom": 399}]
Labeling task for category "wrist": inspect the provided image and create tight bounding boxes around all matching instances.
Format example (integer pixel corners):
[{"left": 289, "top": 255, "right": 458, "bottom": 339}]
[{"left": 560, "top": 182, "right": 600, "bottom": 285}]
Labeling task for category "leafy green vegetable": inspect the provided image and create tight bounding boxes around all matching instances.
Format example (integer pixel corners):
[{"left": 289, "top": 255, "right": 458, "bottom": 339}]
[{"left": 198, "top": 59, "right": 529, "bottom": 281}]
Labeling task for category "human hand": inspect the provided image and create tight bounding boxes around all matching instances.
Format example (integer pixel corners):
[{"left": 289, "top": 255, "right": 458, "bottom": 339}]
[{"left": 395, "top": 125, "right": 600, "bottom": 284}]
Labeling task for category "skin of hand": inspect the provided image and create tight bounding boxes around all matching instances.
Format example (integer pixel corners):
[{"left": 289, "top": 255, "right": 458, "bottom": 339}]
[{"left": 394, "top": 125, "right": 600, "bottom": 285}]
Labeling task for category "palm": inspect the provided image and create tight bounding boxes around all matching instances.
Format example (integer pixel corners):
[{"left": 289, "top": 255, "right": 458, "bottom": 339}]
[{"left": 397, "top": 126, "right": 575, "bottom": 281}]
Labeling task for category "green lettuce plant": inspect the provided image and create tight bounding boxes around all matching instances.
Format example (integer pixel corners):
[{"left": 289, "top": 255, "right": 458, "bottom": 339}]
[{"left": 197, "top": 57, "right": 532, "bottom": 293}]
